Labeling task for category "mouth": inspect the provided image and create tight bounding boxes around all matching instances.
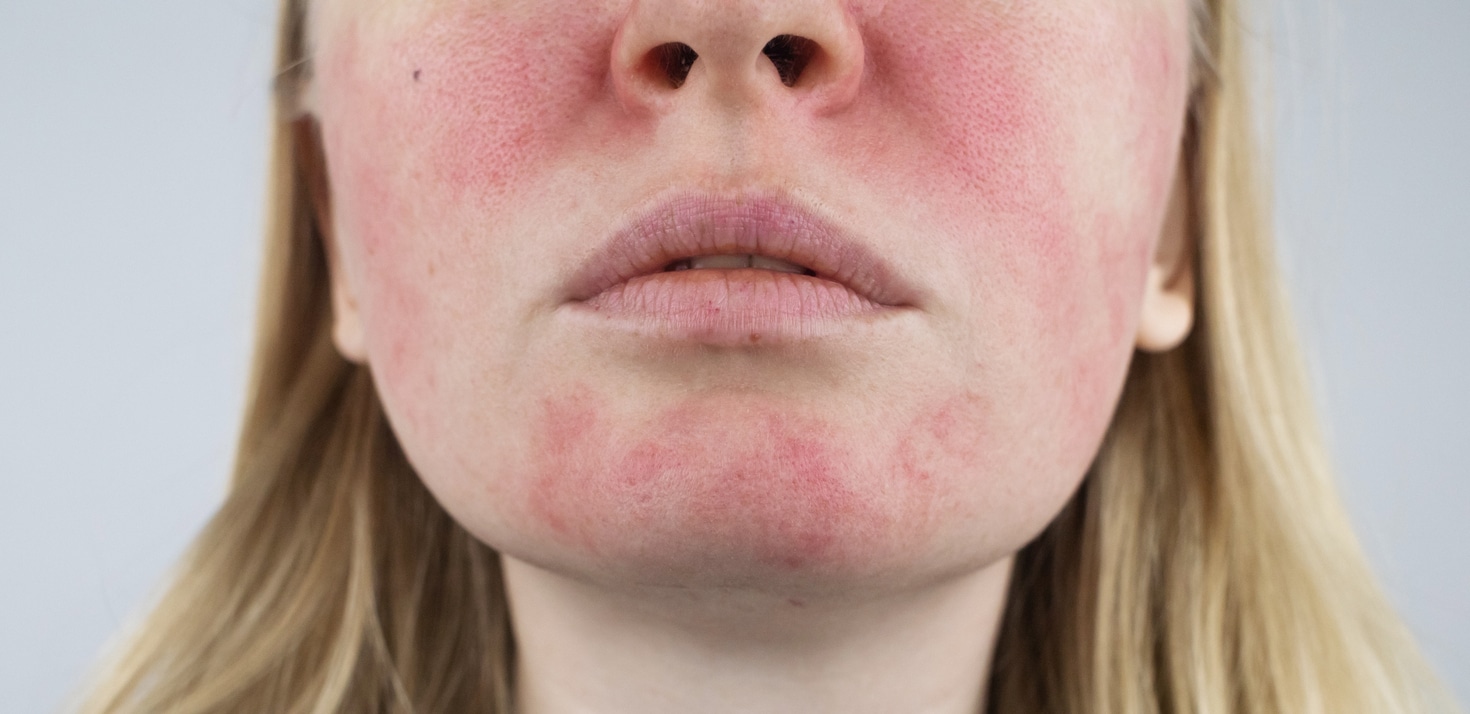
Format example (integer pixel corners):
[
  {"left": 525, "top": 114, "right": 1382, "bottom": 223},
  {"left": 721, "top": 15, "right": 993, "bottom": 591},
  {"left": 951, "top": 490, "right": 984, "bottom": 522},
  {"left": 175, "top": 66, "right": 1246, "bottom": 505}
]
[
  {"left": 566, "top": 191, "right": 919, "bottom": 307},
  {"left": 661, "top": 254, "right": 817, "bottom": 275},
  {"left": 562, "top": 191, "right": 920, "bottom": 346}
]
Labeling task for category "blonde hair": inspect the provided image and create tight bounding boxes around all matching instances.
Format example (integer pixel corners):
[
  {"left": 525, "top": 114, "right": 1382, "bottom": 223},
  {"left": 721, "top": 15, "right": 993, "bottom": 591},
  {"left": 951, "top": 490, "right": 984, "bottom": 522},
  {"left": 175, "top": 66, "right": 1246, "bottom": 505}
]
[{"left": 75, "top": 0, "right": 1457, "bottom": 711}]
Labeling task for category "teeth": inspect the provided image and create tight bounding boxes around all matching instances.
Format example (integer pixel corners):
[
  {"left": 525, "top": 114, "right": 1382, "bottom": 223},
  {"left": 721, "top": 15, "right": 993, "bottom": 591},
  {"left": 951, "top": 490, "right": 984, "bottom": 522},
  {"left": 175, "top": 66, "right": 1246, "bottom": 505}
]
[
  {"left": 689, "top": 254, "right": 753, "bottom": 270},
  {"left": 750, "top": 255, "right": 809, "bottom": 274},
  {"left": 666, "top": 254, "right": 811, "bottom": 274}
]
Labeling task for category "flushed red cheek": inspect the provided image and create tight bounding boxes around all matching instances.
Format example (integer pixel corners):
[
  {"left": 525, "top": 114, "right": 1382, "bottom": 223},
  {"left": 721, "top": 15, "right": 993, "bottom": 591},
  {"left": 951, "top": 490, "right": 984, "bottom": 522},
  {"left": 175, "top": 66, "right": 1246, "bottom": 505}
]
[
  {"left": 316, "top": 26, "right": 431, "bottom": 405},
  {"left": 317, "top": 7, "right": 628, "bottom": 403},
  {"left": 861, "top": 8, "right": 1183, "bottom": 345},
  {"left": 854, "top": 5, "right": 1182, "bottom": 286},
  {"left": 346, "top": 5, "right": 637, "bottom": 206},
  {"left": 315, "top": 4, "right": 634, "bottom": 299},
  {"left": 847, "top": 5, "right": 1085, "bottom": 269}
]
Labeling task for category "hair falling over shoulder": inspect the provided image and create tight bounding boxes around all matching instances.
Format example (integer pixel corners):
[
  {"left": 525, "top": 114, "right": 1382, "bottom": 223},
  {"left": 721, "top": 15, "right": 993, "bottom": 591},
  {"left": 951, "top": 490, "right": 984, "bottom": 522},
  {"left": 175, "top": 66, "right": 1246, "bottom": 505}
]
[{"left": 72, "top": 0, "right": 1459, "bottom": 711}]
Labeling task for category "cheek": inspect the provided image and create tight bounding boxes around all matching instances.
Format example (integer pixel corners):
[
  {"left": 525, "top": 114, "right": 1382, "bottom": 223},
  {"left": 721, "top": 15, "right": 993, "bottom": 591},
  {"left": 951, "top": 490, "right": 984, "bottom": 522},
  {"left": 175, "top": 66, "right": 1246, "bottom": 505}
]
[
  {"left": 852, "top": 3, "right": 1185, "bottom": 267},
  {"left": 385, "top": 5, "right": 638, "bottom": 202},
  {"left": 849, "top": 2, "right": 1188, "bottom": 431},
  {"left": 315, "top": 4, "right": 633, "bottom": 423},
  {"left": 319, "top": 3, "right": 631, "bottom": 204}
]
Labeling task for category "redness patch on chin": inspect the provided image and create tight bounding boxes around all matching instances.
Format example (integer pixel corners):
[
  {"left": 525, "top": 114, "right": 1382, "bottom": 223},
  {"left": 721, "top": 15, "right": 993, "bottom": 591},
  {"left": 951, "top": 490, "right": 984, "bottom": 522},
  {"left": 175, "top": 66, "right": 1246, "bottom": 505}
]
[
  {"left": 897, "top": 391, "right": 990, "bottom": 476},
  {"left": 525, "top": 386, "right": 942, "bottom": 572}
]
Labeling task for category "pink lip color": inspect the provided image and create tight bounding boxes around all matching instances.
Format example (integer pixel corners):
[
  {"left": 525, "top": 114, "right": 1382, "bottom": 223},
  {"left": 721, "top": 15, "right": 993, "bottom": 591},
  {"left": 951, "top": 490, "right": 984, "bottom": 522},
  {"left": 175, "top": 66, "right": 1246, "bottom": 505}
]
[{"left": 564, "top": 192, "right": 921, "bottom": 345}]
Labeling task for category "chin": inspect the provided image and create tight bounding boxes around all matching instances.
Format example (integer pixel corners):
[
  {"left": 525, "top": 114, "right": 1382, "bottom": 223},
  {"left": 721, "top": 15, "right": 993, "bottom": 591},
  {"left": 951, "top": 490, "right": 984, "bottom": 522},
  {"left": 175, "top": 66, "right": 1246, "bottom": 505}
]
[{"left": 414, "top": 383, "right": 1089, "bottom": 600}]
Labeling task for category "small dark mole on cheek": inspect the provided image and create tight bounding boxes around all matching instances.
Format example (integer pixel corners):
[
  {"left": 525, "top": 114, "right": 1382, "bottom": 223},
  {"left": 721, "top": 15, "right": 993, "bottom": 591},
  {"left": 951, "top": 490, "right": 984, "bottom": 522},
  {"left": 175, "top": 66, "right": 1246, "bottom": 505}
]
[
  {"left": 787, "top": 598, "right": 806, "bottom": 608},
  {"left": 413, "top": 69, "right": 422, "bottom": 82}
]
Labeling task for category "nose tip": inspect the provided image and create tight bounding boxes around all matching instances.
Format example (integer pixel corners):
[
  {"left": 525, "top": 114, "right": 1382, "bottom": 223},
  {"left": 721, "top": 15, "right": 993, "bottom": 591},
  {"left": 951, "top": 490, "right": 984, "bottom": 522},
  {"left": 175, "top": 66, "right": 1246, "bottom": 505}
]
[{"left": 611, "top": 0, "right": 864, "bottom": 114}]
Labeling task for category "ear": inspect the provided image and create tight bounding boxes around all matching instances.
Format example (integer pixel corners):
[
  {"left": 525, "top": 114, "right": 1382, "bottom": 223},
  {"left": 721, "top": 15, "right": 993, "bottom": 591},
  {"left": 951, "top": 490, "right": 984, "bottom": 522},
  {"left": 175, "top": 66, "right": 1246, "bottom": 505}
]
[
  {"left": 294, "top": 118, "right": 368, "bottom": 363},
  {"left": 1135, "top": 154, "right": 1197, "bottom": 353}
]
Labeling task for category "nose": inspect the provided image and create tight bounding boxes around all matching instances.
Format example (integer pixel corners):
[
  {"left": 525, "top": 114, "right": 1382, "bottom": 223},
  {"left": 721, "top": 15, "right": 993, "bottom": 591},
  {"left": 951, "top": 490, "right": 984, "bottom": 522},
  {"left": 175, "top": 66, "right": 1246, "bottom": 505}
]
[{"left": 611, "top": 0, "right": 865, "bottom": 116}]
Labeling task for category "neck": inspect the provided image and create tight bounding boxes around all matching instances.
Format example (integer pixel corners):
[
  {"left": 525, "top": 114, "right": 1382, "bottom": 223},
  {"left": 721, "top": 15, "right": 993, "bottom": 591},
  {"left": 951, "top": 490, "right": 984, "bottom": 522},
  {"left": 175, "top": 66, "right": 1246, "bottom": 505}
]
[{"left": 502, "top": 557, "right": 1014, "bottom": 714}]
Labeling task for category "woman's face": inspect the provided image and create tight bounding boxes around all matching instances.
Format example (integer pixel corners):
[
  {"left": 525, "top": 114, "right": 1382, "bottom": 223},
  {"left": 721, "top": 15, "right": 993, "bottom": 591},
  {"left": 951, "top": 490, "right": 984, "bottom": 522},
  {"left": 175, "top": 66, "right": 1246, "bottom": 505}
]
[{"left": 311, "top": 0, "right": 1192, "bottom": 593}]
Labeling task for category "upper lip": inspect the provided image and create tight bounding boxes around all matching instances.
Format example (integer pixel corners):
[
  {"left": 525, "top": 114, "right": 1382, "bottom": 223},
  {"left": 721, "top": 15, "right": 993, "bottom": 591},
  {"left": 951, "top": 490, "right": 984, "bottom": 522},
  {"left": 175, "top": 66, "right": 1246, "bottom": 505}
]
[{"left": 565, "top": 190, "right": 921, "bottom": 307}]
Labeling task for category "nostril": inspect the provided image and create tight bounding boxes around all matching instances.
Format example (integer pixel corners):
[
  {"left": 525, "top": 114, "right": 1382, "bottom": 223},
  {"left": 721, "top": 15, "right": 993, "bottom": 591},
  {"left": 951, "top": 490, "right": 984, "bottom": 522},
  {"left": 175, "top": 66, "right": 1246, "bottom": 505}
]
[
  {"left": 647, "top": 42, "right": 699, "bottom": 89},
  {"left": 762, "top": 35, "right": 819, "bottom": 87}
]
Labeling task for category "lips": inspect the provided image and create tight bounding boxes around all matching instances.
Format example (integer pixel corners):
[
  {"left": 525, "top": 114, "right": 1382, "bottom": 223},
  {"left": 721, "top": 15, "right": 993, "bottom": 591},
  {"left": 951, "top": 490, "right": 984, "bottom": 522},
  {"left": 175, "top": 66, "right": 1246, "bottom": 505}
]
[
  {"left": 566, "top": 191, "right": 919, "bottom": 307},
  {"left": 561, "top": 191, "right": 920, "bottom": 346}
]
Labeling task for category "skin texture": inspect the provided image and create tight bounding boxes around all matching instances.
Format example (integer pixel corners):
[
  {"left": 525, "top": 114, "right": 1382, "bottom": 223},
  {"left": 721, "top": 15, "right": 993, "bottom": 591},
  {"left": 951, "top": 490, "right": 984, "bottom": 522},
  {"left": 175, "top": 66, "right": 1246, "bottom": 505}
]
[{"left": 308, "top": 0, "right": 1195, "bottom": 711}]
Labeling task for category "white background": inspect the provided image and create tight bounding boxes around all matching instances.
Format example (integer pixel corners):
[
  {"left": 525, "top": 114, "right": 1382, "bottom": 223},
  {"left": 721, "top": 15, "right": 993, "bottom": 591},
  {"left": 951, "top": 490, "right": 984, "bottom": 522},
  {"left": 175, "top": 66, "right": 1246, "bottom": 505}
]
[{"left": 1, "top": 1, "right": 1465, "bottom": 711}]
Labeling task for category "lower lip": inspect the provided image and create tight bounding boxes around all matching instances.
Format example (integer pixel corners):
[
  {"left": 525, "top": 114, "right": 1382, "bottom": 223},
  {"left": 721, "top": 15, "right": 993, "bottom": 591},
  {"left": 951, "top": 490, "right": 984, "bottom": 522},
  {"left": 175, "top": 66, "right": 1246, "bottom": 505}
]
[{"left": 569, "top": 269, "right": 897, "bottom": 346}]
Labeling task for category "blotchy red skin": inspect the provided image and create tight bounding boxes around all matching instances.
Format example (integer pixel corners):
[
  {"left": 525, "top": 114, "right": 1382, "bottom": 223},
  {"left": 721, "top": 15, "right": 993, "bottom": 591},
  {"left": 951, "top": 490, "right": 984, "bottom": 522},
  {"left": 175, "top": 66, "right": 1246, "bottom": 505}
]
[
  {"left": 527, "top": 385, "right": 963, "bottom": 572},
  {"left": 312, "top": 0, "right": 1191, "bottom": 583}
]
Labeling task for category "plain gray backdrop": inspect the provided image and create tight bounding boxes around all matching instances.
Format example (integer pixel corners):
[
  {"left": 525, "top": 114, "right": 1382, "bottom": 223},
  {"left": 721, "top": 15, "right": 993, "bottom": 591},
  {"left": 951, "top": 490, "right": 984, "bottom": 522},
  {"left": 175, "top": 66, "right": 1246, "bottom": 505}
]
[{"left": 1, "top": 1, "right": 1465, "bottom": 711}]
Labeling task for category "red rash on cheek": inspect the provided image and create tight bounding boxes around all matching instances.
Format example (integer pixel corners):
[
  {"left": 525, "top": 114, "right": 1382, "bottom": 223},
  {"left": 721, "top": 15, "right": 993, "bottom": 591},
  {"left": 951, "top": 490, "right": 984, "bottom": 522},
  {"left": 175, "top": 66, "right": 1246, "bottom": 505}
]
[
  {"left": 317, "top": 26, "right": 438, "bottom": 402},
  {"left": 857, "top": 6, "right": 1185, "bottom": 467},
  {"left": 316, "top": 9, "right": 633, "bottom": 411},
  {"left": 855, "top": 4, "right": 1185, "bottom": 292},
  {"left": 353, "top": 6, "right": 636, "bottom": 205},
  {"left": 314, "top": 5, "right": 635, "bottom": 331},
  {"left": 526, "top": 386, "right": 946, "bottom": 571},
  {"left": 314, "top": 7, "right": 641, "bottom": 405},
  {"left": 852, "top": 5, "right": 1080, "bottom": 265}
]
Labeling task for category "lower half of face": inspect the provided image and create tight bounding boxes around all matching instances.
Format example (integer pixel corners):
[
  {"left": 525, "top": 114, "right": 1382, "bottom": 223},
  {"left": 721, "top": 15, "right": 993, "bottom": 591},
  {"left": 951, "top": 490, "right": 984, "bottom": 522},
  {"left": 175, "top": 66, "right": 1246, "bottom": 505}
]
[{"left": 313, "top": 0, "right": 1191, "bottom": 594}]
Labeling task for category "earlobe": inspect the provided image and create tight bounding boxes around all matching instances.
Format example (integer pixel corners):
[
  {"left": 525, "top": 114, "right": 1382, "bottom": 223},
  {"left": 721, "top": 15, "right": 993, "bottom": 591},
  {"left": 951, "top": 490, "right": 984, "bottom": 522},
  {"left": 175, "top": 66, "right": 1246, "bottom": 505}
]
[
  {"left": 1136, "top": 263, "right": 1195, "bottom": 353},
  {"left": 294, "top": 117, "right": 368, "bottom": 363},
  {"left": 330, "top": 286, "right": 368, "bottom": 364},
  {"left": 1135, "top": 154, "right": 1197, "bottom": 353}
]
